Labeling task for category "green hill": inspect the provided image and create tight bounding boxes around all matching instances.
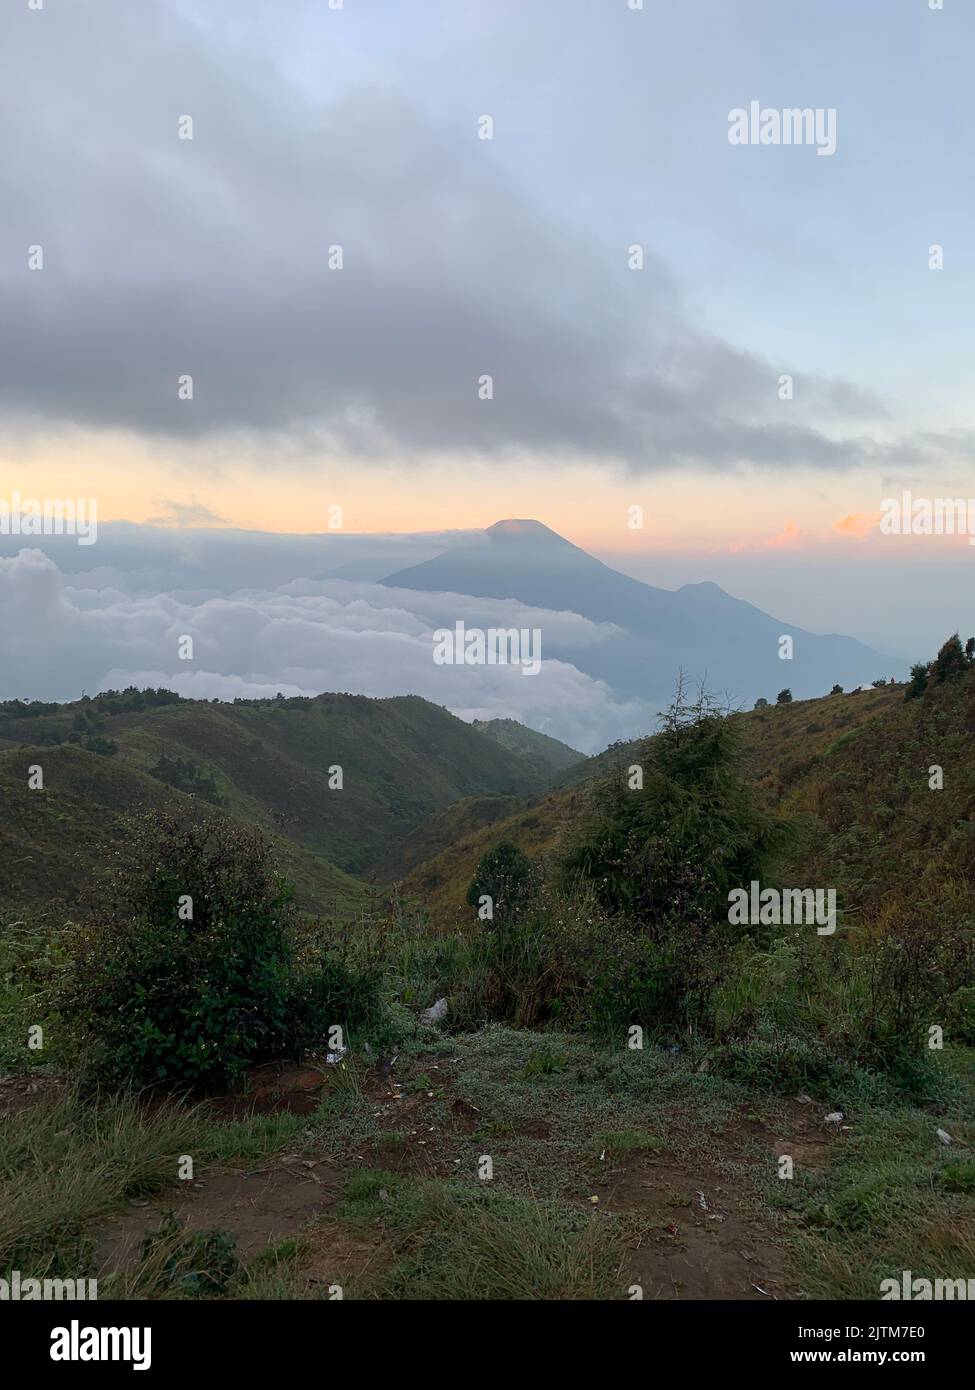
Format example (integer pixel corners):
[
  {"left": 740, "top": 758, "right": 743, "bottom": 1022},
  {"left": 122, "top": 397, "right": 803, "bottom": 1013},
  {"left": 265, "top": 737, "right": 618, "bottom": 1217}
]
[
  {"left": 0, "top": 692, "right": 567, "bottom": 914},
  {"left": 373, "top": 793, "right": 525, "bottom": 883},
  {"left": 0, "top": 743, "right": 370, "bottom": 917},
  {"left": 471, "top": 718, "right": 583, "bottom": 778},
  {"left": 399, "top": 683, "right": 908, "bottom": 928}
]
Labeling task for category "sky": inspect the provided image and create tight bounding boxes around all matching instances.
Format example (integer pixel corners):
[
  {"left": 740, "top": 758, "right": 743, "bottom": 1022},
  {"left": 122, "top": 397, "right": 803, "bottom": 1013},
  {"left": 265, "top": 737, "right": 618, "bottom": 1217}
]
[{"left": 1, "top": 0, "right": 973, "bottom": 684}]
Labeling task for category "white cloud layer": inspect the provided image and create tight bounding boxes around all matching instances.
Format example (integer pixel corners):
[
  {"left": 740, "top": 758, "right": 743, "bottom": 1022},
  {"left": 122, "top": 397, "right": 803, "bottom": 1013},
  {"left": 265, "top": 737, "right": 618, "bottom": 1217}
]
[{"left": 0, "top": 548, "right": 651, "bottom": 752}]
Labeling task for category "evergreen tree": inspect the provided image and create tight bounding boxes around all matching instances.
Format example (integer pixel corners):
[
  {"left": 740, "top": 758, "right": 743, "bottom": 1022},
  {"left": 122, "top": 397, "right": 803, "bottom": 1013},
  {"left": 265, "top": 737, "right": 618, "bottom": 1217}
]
[
  {"left": 931, "top": 634, "right": 969, "bottom": 686},
  {"left": 904, "top": 661, "right": 930, "bottom": 701}
]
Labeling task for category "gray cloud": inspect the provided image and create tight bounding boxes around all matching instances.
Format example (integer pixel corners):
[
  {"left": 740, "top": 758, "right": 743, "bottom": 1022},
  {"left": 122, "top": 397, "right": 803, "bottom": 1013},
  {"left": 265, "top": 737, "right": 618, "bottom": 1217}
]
[{"left": 0, "top": 0, "right": 898, "bottom": 474}]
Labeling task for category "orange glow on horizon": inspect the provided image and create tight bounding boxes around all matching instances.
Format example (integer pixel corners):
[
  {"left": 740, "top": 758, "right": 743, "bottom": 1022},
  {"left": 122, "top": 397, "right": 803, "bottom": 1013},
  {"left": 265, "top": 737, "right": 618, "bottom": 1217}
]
[{"left": 0, "top": 431, "right": 917, "bottom": 557}]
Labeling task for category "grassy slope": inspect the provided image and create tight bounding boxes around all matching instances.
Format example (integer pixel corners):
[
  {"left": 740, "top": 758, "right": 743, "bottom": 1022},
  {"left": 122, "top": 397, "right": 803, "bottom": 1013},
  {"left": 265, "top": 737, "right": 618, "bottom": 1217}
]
[
  {"left": 0, "top": 694, "right": 564, "bottom": 911},
  {"left": 399, "top": 685, "right": 904, "bottom": 928},
  {"left": 373, "top": 793, "right": 525, "bottom": 883},
  {"left": 0, "top": 744, "right": 369, "bottom": 917},
  {"left": 371, "top": 721, "right": 584, "bottom": 881},
  {"left": 777, "top": 671, "right": 975, "bottom": 918},
  {"left": 472, "top": 718, "right": 584, "bottom": 775}
]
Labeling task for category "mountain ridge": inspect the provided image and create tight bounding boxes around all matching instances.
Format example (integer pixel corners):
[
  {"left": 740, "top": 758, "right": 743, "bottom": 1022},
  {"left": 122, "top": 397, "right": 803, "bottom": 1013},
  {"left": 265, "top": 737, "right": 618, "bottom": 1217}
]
[{"left": 380, "top": 518, "right": 898, "bottom": 705}]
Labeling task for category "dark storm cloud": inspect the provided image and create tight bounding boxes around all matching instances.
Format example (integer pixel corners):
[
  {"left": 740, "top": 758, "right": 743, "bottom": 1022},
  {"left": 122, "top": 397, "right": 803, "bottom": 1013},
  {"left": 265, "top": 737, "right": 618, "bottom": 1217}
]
[{"left": 0, "top": 0, "right": 894, "bottom": 472}]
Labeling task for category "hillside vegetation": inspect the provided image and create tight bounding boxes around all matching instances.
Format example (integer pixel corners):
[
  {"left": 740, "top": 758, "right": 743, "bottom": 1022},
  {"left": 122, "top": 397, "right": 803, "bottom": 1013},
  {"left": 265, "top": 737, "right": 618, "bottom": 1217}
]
[
  {"left": 471, "top": 718, "right": 583, "bottom": 776},
  {"left": 2, "top": 660, "right": 973, "bottom": 1303},
  {"left": 0, "top": 691, "right": 570, "bottom": 913},
  {"left": 400, "top": 682, "right": 905, "bottom": 928}
]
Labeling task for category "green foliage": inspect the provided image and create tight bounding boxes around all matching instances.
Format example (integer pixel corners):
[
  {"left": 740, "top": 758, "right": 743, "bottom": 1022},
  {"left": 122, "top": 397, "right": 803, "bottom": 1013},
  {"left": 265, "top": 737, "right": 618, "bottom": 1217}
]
[
  {"left": 559, "top": 686, "right": 789, "bottom": 1027},
  {"left": 931, "top": 633, "right": 972, "bottom": 686},
  {"left": 285, "top": 952, "right": 391, "bottom": 1053},
  {"left": 906, "top": 632, "right": 975, "bottom": 702},
  {"left": 567, "top": 689, "right": 786, "bottom": 923},
  {"left": 62, "top": 811, "right": 387, "bottom": 1088},
  {"left": 63, "top": 812, "right": 295, "bottom": 1087},
  {"left": 904, "top": 661, "right": 930, "bottom": 700},
  {"left": 712, "top": 1028, "right": 855, "bottom": 1096},
  {"left": 82, "top": 735, "right": 118, "bottom": 756},
  {"left": 941, "top": 1162, "right": 975, "bottom": 1194},
  {"left": 519, "top": 1050, "right": 569, "bottom": 1079},
  {"left": 466, "top": 841, "right": 534, "bottom": 923},
  {"left": 776, "top": 688, "right": 793, "bottom": 704},
  {"left": 0, "top": 913, "right": 72, "bottom": 1072},
  {"left": 149, "top": 754, "right": 224, "bottom": 805},
  {"left": 944, "top": 986, "right": 975, "bottom": 1045}
]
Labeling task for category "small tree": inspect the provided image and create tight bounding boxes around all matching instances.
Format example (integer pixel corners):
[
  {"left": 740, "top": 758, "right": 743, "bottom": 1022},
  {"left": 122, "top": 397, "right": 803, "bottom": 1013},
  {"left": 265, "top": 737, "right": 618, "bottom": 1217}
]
[
  {"left": 904, "top": 662, "right": 929, "bottom": 700},
  {"left": 467, "top": 842, "right": 534, "bottom": 923},
  {"left": 753, "top": 697, "right": 769, "bottom": 709},
  {"left": 932, "top": 634, "right": 971, "bottom": 686},
  {"left": 829, "top": 684, "right": 843, "bottom": 695},
  {"left": 561, "top": 682, "right": 790, "bottom": 1023},
  {"left": 776, "top": 688, "right": 793, "bottom": 704}
]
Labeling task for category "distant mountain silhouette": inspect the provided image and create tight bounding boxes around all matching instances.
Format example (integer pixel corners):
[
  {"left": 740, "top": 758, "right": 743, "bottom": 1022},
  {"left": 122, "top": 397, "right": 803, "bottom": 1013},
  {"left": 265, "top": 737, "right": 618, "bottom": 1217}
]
[{"left": 380, "top": 519, "right": 898, "bottom": 705}]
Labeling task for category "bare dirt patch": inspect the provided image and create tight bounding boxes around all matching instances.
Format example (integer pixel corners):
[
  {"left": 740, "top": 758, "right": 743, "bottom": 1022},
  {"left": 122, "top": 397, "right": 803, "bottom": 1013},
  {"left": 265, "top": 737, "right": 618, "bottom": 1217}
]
[
  {"left": 603, "top": 1155, "right": 795, "bottom": 1299},
  {"left": 0, "top": 1072, "right": 60, "bottom": 1117},
  {"left": 96, "top": 1162, "right": 341, "bottom": 1274}
]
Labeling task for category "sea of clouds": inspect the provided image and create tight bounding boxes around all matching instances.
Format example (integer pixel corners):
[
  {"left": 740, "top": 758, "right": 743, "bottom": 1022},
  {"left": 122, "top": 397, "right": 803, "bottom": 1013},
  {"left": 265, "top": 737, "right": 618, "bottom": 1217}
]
[{"left": 0, "top": 535, "right": 652, "bottom": 753}]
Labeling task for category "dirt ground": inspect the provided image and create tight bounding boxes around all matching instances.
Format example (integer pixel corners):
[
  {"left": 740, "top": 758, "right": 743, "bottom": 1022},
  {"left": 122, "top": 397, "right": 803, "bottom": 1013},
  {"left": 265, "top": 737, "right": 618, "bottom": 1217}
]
[{"left": 80, "top": 1055, "right": 845, "bottom": 1299}]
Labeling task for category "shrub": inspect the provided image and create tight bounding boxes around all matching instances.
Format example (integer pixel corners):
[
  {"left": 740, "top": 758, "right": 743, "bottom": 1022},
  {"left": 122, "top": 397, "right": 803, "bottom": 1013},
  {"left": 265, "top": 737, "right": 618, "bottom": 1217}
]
[
  {"left": 63, "top": 813, "right": 309, "bottom": 1088},
  {"left": 559, "top": 686, "right": 790, "bottom": 1027},
  {"left": 466, "top": 842, "right": 534, "bottom": 924},
  {"left": 64, "top": 813, "right": 295, "bottom": 1087},
  {"left": 285, "top": 955, "right": 391, "bottom": 1054},
  {"left": 83, "top": 735, "right": 118, "bottom": 756},
  {"left": 943, "top": 985, "right": 975, "bottom": 1045}
]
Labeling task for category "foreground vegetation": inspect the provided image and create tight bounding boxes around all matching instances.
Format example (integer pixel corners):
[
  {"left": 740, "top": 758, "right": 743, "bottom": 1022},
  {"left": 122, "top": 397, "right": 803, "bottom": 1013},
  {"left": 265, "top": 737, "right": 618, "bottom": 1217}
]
[{"left": 2, "top": 654, "right": 974, "bottom": 1299}]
